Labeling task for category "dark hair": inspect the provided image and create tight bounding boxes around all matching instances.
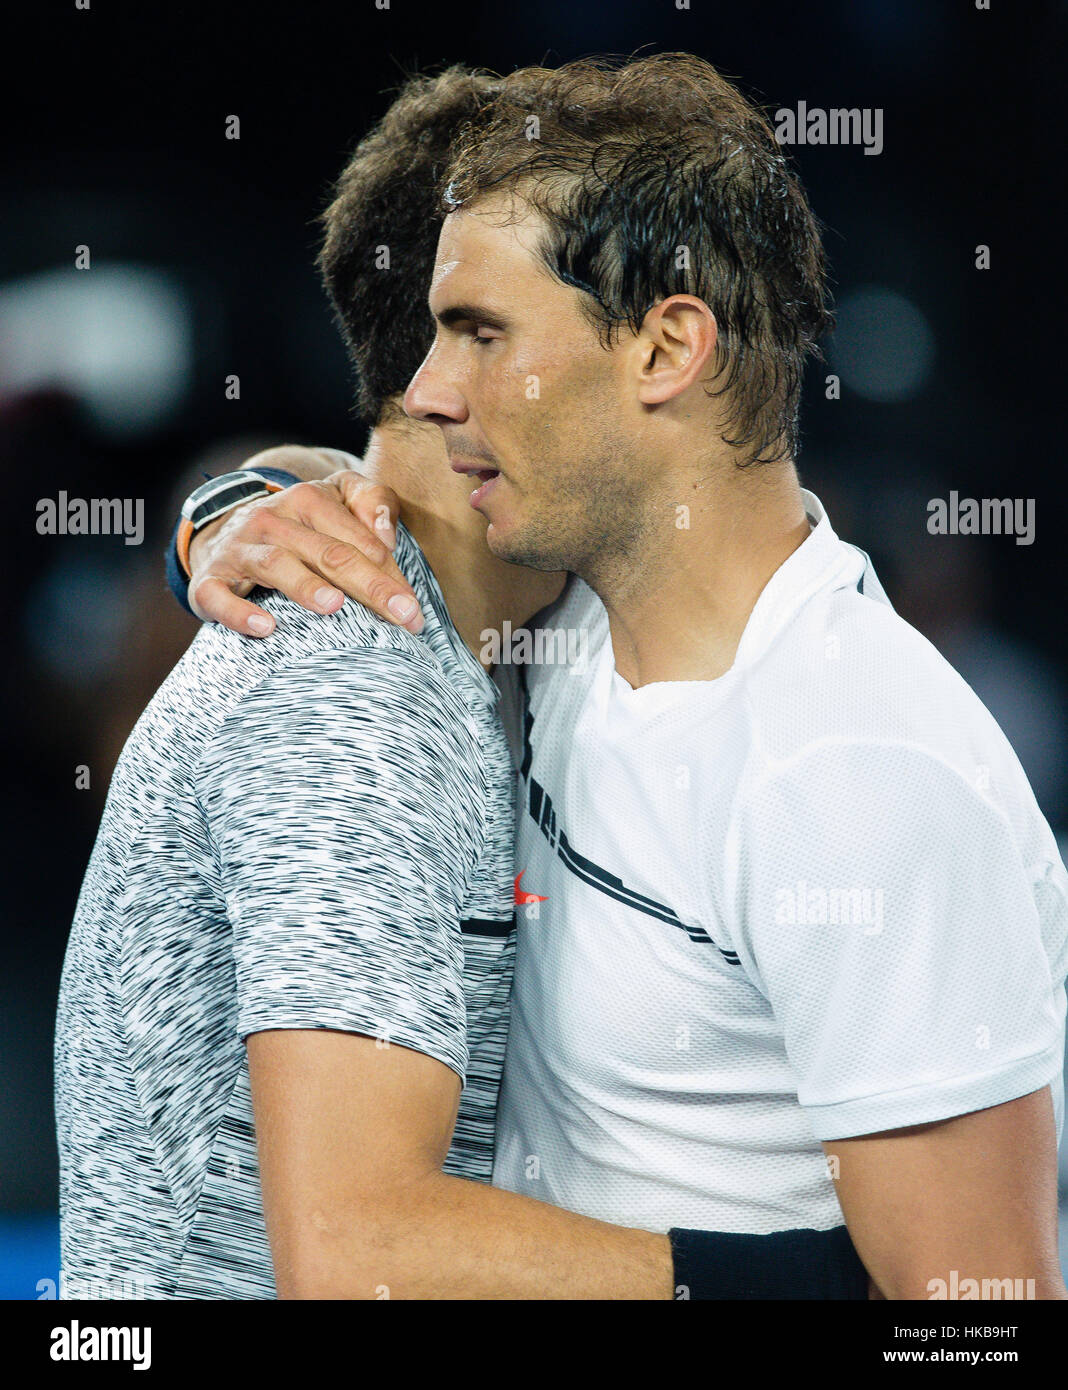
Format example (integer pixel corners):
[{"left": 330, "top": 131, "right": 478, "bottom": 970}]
[
  {"left": 318, "top": 66, "right": 499, "bottom": 426},
  {"left": 443, "top": 54, "right": 833, "bottom": 464}
]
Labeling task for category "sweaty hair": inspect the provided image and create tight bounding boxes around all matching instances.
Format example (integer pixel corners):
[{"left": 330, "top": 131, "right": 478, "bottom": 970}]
[
  {"left": 318, "top": 65, "right": 499, "bottom": 426},
  {"left": 442, "top": 53, "right": 833, "bottom": 464}
]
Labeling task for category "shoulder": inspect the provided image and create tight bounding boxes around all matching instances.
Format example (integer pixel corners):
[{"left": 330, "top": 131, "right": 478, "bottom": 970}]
[
  {"left": 182, "top": 519, "right": 460, "bottom": 702},
  {"left": 188, "top": 602, "right": 488, "bottom": 820},
  {"left": 731, "top": 586, "right": 1063, "bottom": 877},
  {"left": 191, "top": 638, "right": 492, "bottom": 877},
  {"left": 746, "top": 585, "right": 1027, "bottom": 794},
  {"left": 200, "top": 636, "right": 483, "bottom": 771},
  {"left": 179, "top": 521, "right": 478, "bottom": 719}
]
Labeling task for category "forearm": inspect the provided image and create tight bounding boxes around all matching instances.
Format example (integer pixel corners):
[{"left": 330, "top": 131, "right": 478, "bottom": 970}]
[
  {"left": 249, "top": 448, "right": 344, "bottom": 484},
  {"left": 276, "top": 1170, "right": 673, "bottom": 1300},
  {"left": 869, "top": 1219, "right": 1068, "bottom": 1302},
  {"left": 253, "top": 1036, "right": 867, "bottom": 1300}
]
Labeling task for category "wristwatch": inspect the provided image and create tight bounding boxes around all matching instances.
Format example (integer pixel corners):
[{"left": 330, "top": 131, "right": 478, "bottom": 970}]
[{"left": 175, "top": 470, "right": 287, "bottom": 578}]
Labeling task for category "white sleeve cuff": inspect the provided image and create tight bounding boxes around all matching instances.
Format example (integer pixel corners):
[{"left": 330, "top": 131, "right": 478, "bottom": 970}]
[{"left": 805, "top": 1039, "right": 1064, "bottom": 1140}]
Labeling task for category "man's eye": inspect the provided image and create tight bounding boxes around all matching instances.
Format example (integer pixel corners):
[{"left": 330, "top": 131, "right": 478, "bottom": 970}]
[{"left": 473, "top": 326, "right": 500, "bottom": 344}]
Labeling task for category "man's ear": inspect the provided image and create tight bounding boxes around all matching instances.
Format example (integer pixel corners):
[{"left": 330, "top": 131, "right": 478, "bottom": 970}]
[{"left": 635, "top": 295, "right": 719, "bottom": 406}]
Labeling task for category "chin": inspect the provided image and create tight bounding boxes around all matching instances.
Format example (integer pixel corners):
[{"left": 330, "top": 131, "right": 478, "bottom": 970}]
[
  {"left": 483, "top": 518, "right": 516, "bottom": 559},
  {"left": 486, "top": 518, "right": 568, "bottom": 573}
]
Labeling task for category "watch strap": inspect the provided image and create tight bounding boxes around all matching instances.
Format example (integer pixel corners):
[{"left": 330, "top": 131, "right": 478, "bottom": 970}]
[{"left": 175, "top": 470, "right": 286, "bottom": 579}]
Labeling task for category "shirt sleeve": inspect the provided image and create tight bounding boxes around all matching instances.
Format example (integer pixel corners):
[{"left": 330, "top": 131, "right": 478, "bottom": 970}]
[
  {"left": 193, "top": 643, "right": 487, "bottom": 1082},
  {"left": 725, "top": 740, "right": 1067, "bottom": 1139}
]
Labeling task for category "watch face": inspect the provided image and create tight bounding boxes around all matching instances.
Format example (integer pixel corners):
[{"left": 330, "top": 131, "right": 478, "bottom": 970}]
[{"left": 182, "top": 472, "right": 270, "bottom": 528}]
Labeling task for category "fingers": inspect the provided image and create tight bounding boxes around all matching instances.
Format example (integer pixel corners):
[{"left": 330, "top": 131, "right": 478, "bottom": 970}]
[
  {"left": 249, "top": 505, "right": 424, "bottom": 630},
  {"left": 189, "top": 574, "right": 278, "bottom": 636},
  {"left": 315, "top": 532, "right": 414, "bottom": 600},
  {"left": 269, "top": 482, "right": 423, "bottom": 627},
  {"left": 237, "top": 533, "right": 350, "bottom": 613},
  {"left": 189, "top": 527, "right": 423, "bottom": 637},
  {"left": 255, "top": 516, "right": 421, "bottom": 629},
  {"left": 333, "top": 472, "right": 402, "bottom": 551},
  {"left": 309, "top": 536, "right": 424, "bottom": 630},
  {"left": 192, "top": 544, "right": 422, "bottom": 636},
  {"left": 285, "top": 481, "right": 396, "bottom": 567},
  {"left": 183, "top": 472, "right": 425, "bottom": 636}
]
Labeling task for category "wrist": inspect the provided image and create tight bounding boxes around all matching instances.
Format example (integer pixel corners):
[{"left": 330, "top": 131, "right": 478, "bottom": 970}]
[
  {"left": 176, "top": 468, "right": 300, "bottom": 579},
  {"left": 186, "top": 513, "right": 228, "bottom": 575},
  {"left": 667, "top": 1223, "right": 869, "bottom": 1300}
]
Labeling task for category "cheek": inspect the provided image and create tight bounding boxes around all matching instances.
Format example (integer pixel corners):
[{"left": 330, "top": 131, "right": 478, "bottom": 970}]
[
  {"left": 529, "top": 359, "right": 607, "bottom": 443},
  {"left": 514, "top": 342, "right": 577, "bottom": 394},
  {"left": 463, "top": 352, "right": 528, "bottom": 419},
  {"left": 468, "top": 353, "right": 551, "bottom": 444},
  {"left": 493, "top": 341, "right": 609, "bottom": 466}
]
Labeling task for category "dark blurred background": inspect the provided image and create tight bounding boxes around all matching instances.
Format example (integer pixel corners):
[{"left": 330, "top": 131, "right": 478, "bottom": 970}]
[{"left": 2, "top": 1, "right": 1065, "bottom": 1297}]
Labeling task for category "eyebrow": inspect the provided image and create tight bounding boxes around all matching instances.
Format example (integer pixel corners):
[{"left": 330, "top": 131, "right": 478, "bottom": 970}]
[{"left": 434, "top": 303, "right": 509, "bottom": 331}]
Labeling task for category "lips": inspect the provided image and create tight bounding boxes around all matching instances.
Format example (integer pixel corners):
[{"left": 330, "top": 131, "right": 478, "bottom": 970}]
[
  {"left": 450, "top": 457, "right": 501, "bottom": 509},
  {"left": 450, "top": 458, "right": 499, "bottom": 477},
  {"left": 467, "top": 472, "right": 500, "bottom": 510}
]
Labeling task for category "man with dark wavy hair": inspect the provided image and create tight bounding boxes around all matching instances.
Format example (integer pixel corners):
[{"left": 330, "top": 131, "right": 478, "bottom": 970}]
[
  {"left": 163, "top": 54, "right": 1066, "bottom": 1300},
  {"left": 59, "top": 63, "right": 875, "bottom": 1301},
  {"left": 412, "top": 55, "right": 1065, "bottom": 1300}
]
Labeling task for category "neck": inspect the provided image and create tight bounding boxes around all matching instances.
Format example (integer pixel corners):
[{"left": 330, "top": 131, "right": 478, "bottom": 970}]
[
  {"left": 362, "top": 416, "right": 565, "bottom": 668},
  {"left": 585, "top": 454, "right": 811, "bottom": 688}
]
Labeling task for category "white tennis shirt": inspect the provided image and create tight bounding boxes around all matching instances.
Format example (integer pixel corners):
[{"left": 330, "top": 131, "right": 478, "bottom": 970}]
[{"left": 493, "top": 491, "right": 1068, "bottom": 1233}]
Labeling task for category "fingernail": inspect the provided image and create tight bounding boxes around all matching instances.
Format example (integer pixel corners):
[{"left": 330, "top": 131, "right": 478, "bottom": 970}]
[
  {"left": 248, "top": 614, "right": 274, "bottom": 636},
  {"left": 375, "top": 518, "right": 397, "bottom": 550},
  {"left": 315, "top": 587, "right": 344, "bottom": 610},
  {"left": 387, "top": 594, "right": 420, "bottom": 624}
]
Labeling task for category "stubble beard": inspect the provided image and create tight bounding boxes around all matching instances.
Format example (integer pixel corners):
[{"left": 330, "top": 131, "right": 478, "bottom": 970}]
[{"left": 487, "top": 449, "right": 648, "bottom": 585}]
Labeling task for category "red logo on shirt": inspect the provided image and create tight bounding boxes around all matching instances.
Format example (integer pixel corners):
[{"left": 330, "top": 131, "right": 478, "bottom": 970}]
[{"left": 514, "top": 871, "right": 548, "bottom": 905}]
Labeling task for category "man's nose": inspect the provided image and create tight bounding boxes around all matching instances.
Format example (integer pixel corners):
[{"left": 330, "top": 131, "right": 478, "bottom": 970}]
[{"left": 404, "top": 351, "right": 468, "bottom": 425}]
